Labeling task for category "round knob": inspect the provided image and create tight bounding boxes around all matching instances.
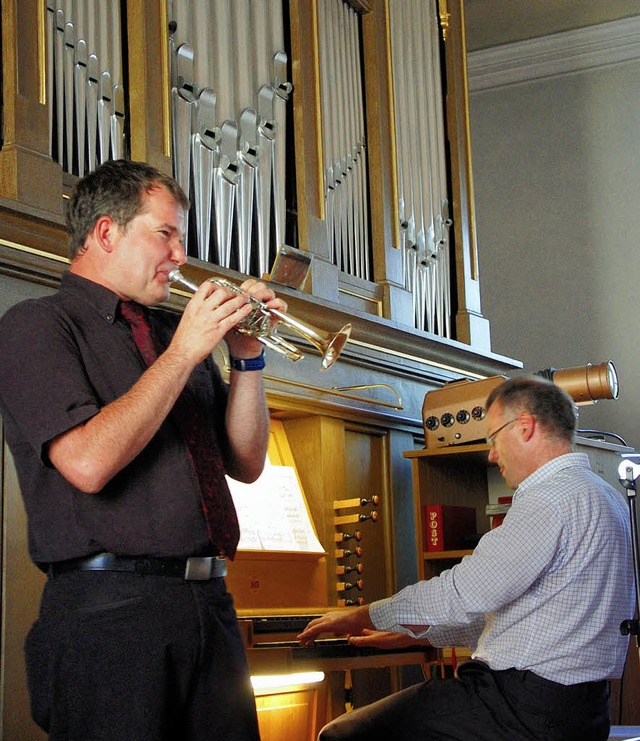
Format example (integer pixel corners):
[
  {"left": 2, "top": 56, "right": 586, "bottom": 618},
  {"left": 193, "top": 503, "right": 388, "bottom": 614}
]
[
  {"left": 441, "top": 412, "right": 455, "bottom": 428},
  {"left": 360, "top": 494, "right": 380, "bottom": 507},
  {"left": 344, "top": 597, "right": 365, "bottom": 607},
  {"left": 358, "top": 511, "right": 378, "bottom": 523},
  {"left": 425, "top": 415, "right": 439, "bottom": 431},
  {"left": 339, "top": 529, "right": 363, "bottom": 543},
  {"left": 342, "top": 546, "right": 364, "bottom": 558}
]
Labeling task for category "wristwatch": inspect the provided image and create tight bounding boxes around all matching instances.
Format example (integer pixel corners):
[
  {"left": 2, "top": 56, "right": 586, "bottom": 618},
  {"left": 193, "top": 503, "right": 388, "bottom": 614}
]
[{"left": 228, "top": 349, "right": 266, "bottom": 372}]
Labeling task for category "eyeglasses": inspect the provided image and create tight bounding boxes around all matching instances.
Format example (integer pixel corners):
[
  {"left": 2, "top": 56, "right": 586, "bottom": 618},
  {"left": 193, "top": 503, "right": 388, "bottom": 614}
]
[{"left": 486, "top": 416, "right": 521, "bottom": 447}]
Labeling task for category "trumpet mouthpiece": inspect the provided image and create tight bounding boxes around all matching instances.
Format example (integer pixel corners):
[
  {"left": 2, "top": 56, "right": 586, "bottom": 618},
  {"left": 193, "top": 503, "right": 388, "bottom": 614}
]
[{"left": 168, "top": 269, "right": 199, "bottom": 293}]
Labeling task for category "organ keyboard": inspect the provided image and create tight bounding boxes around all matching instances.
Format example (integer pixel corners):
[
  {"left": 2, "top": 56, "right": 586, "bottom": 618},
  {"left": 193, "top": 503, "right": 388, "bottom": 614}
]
[{"left": 239, "top": 613, "right": 435, "bottom": 674}]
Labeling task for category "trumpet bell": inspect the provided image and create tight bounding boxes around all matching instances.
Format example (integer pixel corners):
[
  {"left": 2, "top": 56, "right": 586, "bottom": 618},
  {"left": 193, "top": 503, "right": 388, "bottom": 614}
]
[
  {"left": 254, "top": 305, "right": 351, "bottom": 371},
  {"left": 320, "top": 324, "right": 351, "bottom": 370}
]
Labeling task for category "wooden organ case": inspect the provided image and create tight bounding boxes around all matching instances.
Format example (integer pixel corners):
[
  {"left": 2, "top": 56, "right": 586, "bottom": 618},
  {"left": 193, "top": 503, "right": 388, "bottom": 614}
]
[
  {"left": 227, "top": 416, "right": 435, "bottom": 738},
  {"left": 0, "top": 2, "right": 523, "bottom": 740}
]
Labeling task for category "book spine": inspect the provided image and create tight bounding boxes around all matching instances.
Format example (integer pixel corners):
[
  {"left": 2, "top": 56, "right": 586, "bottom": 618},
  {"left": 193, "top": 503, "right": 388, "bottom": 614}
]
[{"left": 425, "top": 504, "right": 444, "bottom": 552}]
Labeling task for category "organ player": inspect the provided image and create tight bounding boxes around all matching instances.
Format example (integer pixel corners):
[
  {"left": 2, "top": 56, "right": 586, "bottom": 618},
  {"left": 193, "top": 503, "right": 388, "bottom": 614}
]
[{"left": 300, "top": 376, "right": 634, "bottom": 741}]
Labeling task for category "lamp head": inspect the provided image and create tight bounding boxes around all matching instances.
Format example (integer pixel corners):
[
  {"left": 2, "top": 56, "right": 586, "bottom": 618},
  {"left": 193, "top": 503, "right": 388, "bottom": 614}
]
[{"left": 536, "top": 361, "right": 618, "bottom": 405}]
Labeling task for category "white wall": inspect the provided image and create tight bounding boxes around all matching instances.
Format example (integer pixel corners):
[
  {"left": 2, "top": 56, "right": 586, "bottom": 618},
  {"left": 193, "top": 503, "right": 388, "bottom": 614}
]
[{"left": 468, "top": 35, "right": 640, "bottom": 451}]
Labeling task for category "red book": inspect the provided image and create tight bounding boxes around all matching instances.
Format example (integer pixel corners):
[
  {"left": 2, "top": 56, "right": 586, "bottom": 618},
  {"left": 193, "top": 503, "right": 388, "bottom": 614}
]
[{"left": 425, "top": 505, "right": 476, "bottom": 552}]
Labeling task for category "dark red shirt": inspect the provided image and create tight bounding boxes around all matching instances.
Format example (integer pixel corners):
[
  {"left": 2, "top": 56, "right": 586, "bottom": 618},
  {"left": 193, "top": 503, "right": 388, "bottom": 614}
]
[{"left": 0, "top": 272, "right": 229, "bottom": 563}]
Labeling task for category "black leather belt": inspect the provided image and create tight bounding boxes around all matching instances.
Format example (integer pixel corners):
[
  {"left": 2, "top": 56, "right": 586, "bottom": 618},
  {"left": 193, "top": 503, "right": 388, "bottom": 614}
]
[{"left": 48, "top": 552, "right": 227, "bottom": 581}]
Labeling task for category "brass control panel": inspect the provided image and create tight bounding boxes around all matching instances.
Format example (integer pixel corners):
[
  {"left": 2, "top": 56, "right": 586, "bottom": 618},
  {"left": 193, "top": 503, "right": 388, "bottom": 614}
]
[
  {"left": 422, "top": 376, "right": 505, "bottom": 448},
  {"left": 423, "top": 362, "right": 619, "bottom": 449}
]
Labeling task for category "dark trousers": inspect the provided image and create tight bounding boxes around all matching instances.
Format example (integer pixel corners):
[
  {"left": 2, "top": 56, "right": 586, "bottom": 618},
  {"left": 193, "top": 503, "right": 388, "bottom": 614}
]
[
  {"left": 319, "top": 660, "right": 610, "bottom": 741},
  {"left": 25, "top": 571, "right": 260, "bottom": 741}
]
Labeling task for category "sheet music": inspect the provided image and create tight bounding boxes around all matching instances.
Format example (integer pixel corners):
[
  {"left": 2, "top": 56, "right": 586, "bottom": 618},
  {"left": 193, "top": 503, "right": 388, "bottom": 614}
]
[{"left": 227, "top": 463, "right": 324, "bottom": 553}]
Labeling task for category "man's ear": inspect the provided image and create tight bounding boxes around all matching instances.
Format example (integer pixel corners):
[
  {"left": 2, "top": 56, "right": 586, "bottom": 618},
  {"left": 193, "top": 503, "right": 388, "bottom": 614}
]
[
  {"left": 520, "top": 413, "right": 536, "bottom": 443},
  {"left": 93, "top": 215, "right": 117, "bottom": 253}
]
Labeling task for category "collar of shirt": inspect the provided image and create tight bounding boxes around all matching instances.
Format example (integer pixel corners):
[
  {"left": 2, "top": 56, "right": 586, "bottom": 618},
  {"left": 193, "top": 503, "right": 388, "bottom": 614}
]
[
  {"left": 512, "top": 451, "right": 591, "bottom": 503},
  {"left": 61, "top": 271, "right": 122, "bottom": 326}
]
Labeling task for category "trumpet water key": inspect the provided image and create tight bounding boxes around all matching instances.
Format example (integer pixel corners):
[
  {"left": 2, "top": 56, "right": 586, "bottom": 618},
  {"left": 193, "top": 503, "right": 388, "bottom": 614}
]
[{"left": 168, "top": 269, "right": 351, "bottom": 370}]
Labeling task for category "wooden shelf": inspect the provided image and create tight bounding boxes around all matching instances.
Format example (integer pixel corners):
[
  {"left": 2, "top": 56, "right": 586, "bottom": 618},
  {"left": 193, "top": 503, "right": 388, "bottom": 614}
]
[
  {"left": 407, "top": 443, "right": 492, "bottom": 581},
  {"left": 423, "top": 550, "right": 473, "bottom": 560},
  {"left": 403, "top": 442, "right": 490, "bottom": 459}
]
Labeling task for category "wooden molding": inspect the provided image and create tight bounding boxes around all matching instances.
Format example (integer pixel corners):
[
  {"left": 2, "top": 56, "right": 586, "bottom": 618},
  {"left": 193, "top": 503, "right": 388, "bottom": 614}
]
[{"left": 468, "top": 15, "right": 640, "bottom": 92}]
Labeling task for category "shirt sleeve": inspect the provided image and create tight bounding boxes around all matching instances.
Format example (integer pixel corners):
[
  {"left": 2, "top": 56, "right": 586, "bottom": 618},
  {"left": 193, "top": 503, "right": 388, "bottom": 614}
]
[
  {"left": 425, "top": 619, "right": 485, "bottom": 649},
  {"left": 369, "top": 492, "right": 566, "bottom": 632},
  {"left": 0, "top": 300, "right": 100, "bottom": 462}
]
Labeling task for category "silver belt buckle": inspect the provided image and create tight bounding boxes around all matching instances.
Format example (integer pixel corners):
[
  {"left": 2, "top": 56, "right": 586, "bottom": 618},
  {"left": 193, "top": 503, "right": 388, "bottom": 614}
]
[{"left": 184, "top": 556, "right": 226, "bottom": 580}]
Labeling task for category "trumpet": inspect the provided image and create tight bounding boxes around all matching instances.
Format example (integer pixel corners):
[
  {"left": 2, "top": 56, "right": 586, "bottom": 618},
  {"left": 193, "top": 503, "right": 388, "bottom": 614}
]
[{"left": 168, "top": 269, "right": 351, "bottom": 370}]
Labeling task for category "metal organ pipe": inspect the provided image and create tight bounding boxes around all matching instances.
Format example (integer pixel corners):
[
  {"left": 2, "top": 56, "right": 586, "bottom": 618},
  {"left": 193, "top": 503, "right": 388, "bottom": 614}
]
[
  {"left": 317, "top": 0, "right": 371, "bottom": 281},
  {"left": 45, "top": 0, "right": 451, "bottom": 338},
  {"left": 388, "top": 0, "right": 452, "bottom": 338},
  {"left": 47, "top": 0, "right": 126, "bottom": 176},
  {"left": 165, "top": 0, "right": 292, "bottom": 280}
]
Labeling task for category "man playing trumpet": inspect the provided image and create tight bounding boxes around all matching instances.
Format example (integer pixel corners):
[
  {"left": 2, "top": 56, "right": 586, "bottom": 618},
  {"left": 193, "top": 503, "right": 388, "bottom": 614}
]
[{"left": 0, "top": 159, "right": 285, "bottom": 740}]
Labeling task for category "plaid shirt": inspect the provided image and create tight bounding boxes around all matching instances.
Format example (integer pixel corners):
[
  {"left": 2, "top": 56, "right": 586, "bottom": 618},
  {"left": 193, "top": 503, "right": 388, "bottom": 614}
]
[{"left": 370, "top": 453, "right": 635, "bottom": 684}]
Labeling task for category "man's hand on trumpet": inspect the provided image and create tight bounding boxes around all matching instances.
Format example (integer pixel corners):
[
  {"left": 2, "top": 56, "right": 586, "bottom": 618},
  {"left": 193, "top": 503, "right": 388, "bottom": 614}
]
[
  {"left": 170, "top": 276, "right": 287, "bottom": 365},
  {"left": 170, "top": 279, "right": 251, "bottom": 365},
  {"left": 226, "top": 278, "right": 288, "bottom": 360}
]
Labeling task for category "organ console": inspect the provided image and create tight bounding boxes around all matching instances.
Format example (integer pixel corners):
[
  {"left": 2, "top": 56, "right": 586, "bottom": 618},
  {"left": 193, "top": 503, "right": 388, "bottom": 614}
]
[{"left": 224, "top": 419, "right": 435, "bottom": 735}]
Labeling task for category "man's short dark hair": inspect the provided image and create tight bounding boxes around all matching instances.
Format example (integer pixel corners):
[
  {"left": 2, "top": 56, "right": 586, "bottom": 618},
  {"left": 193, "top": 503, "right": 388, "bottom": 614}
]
[
  {"left": 486, "top": 376, "right": 577, "bottom": 443},
  {"left": 65, "top": 160, "right": 190, "bottom": 259}
]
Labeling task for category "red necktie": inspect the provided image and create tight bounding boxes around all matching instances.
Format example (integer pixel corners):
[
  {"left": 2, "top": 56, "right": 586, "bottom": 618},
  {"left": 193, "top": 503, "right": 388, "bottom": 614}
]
[{"left": 120, "top": 301, "right": 240, "bottom": 558}]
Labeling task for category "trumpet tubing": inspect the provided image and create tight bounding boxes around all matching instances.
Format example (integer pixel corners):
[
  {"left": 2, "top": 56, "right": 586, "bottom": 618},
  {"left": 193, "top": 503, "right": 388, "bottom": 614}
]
[{"left": 168, "top": 269, "right": 351, "bottom": 370}]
